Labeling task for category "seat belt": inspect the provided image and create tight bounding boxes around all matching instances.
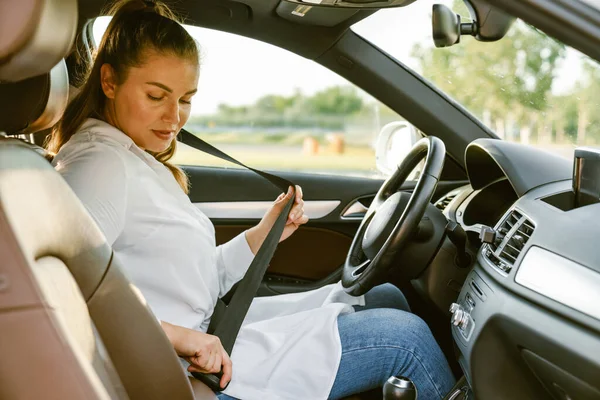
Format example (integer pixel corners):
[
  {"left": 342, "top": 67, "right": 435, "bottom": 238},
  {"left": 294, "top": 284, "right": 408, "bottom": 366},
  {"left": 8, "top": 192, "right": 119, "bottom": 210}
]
[{"left": 178, "top": 129, "right": 295, "bottom": 392}]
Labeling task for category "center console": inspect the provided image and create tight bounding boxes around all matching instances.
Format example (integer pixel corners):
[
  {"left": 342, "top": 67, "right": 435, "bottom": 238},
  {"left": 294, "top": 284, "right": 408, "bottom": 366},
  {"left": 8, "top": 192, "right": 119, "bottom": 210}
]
[{"left": 446, "top": 147, "right": 600, "bottom": 399}]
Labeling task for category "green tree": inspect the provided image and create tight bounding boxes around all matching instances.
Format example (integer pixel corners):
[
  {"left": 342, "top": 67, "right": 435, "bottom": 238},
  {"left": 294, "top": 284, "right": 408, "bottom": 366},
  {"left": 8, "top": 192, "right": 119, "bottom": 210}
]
[
  {"left": 411, "top": 1, "right": 565, "bottom": 142},
  {"left": 573, "top": 60, "right": 600, "bottom": 144},
  {"left": 306, "top": 86, "right": 363, "bottom": 115},
  {"left": 255, "top": 94, "right": 297, "bottom": 113}
]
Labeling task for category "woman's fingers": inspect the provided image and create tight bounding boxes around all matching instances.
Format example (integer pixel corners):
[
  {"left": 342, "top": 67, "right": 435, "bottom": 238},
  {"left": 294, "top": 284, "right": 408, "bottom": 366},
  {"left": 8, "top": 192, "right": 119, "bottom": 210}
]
[
  {"left": 288, "top": 197, "right": 305, "bottom": 222},
  {"left": 220, "top": 350, "right": 233, "bottom": 388},
  {"left": 187, "top": 352, "right": 231, "bottom": 389},
  {"left": 192, "top": 349, "right": 212, "bottom": 372},
  {"left": 204, "top": 348, "right": 217, "bottom": 373},
  {"left": 187, "top": 350, "right": 219, "bottom": 374},
  {"left": 208, "top": 351, "right": 222, "bottom": 374},
  {"left": 297, "top": 214, "right": 309, "bottom": 225}
]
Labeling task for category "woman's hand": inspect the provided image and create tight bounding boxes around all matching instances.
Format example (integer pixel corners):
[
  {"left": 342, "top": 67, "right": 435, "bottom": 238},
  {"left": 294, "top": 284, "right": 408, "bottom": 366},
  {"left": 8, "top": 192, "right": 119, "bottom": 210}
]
[
  {"left": 161, "top": 321, "right": 232, "bottom": 389},
  {"left": 246, "top": 185, "right": 309, "bottom": 254}
]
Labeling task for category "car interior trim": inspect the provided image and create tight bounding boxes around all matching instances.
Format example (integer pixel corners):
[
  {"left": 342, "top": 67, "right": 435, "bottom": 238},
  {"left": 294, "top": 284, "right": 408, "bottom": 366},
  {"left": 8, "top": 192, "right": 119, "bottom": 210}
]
[
  {"left": 515, "top": 246, "right": 600, "bottom": 321},
  {"left": 194, "top": 200, "right": 341, "bottom": 219},
  {"left": 340, "top": 200, "right": 369, "bottom": 219}
]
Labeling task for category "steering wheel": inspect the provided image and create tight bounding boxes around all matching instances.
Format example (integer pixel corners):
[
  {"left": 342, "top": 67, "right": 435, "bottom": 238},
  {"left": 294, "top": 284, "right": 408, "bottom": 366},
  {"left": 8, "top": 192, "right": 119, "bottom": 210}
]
[{"left": 342, "top": 136, "right": 446, "bottom": 296}]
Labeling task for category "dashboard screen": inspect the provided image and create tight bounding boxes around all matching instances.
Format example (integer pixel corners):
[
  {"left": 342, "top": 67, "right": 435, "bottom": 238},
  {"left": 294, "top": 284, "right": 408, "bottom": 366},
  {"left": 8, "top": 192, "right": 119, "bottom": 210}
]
[{"left": 573, "top": 148, "right": 600, "bottom": 207}]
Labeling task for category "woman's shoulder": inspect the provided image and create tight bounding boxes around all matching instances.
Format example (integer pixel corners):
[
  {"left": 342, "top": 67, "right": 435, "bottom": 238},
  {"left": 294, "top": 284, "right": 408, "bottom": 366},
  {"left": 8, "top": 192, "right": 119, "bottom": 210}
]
[{"left": 52, "top": 118, "right": 134, "bottom": 173}]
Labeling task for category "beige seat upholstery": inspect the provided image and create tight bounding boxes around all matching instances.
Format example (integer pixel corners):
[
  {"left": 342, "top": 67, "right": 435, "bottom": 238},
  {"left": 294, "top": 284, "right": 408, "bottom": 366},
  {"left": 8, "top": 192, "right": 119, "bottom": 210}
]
[
  {"left": 0, "top": 1, "right": 215, "bottom": 399},
  {"left": 0, "top": 0, "right": 77, "bottom": 82}
]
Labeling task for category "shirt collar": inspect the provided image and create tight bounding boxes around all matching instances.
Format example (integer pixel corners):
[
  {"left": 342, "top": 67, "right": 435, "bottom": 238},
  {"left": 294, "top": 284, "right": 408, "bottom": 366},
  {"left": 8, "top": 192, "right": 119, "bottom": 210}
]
[{"left": 80, "top": 118, "right": 136, "bottom": 150}]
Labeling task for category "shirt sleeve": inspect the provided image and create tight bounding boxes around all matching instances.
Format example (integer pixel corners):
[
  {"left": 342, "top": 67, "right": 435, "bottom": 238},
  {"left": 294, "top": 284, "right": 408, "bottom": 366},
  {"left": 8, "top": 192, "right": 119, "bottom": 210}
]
[
  {"left": 54, "top": 143, "right": 128, "bottom": 246},
  {"left": 215, "top": 231, "right": 256, "bottom": 297}
]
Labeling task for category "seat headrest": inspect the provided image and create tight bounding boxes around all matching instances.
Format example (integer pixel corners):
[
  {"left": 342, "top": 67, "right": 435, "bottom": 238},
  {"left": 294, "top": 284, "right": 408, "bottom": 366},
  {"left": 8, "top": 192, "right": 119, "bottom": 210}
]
[
  {"left": 0, "top": 0, "right": 78, "bottom": 82},
  {"left": 0, "top": 60, "right": 69, "bottom": 135}
]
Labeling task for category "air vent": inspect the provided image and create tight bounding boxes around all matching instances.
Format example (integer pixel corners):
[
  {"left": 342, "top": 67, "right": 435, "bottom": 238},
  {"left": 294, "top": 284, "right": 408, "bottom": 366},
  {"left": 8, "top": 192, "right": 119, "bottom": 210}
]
[
  {"left": 484, "top": 210, "right": 535, "bottom": 273},
  {"left": 435, "top": 191, "right": 458, "bottom": 212}
]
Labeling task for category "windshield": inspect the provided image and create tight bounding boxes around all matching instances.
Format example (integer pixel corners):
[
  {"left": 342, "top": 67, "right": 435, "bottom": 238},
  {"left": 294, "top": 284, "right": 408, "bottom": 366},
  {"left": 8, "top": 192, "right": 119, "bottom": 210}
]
[
  {"left": 353, "top": 0, "right": 600, "bottom": 159},
  {"left": 92, "top": 17, "right": 413, "bottom": 178}
]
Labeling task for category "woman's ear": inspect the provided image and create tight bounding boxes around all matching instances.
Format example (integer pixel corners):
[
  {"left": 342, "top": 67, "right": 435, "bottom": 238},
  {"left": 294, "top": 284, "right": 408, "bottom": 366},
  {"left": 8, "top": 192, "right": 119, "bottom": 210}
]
[{"left": 100, "top": 63, "right": 118, "bottom": 99}]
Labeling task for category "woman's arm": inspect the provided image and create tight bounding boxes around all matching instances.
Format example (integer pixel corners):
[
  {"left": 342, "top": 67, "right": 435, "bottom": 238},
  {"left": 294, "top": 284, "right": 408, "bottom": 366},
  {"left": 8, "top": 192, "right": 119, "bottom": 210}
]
[
  {"left": 214, "top": 186, "right": 308, "bottom": 296},
  {"left": 160, "top": 321, "right": 232, "bottom": 389}
]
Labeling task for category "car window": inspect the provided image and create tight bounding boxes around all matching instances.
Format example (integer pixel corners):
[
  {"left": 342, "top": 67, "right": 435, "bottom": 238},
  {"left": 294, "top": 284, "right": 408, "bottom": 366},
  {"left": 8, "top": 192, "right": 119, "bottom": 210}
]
[
  {"left": 93, "top": 17, "right": 410, "bottom": 178},
  {"left": 353, "top": 0, "right": 600, "bottom": 160}
]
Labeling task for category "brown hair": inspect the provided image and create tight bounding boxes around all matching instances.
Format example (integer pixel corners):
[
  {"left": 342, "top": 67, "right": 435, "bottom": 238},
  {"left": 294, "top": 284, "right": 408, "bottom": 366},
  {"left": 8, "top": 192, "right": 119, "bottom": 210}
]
[{"left": 46, "top": 0, "right": 198, "bottom": 193}]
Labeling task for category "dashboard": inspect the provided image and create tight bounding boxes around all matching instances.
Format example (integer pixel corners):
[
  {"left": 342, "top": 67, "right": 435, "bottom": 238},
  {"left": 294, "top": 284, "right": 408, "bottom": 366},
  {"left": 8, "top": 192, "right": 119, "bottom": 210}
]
[{"left": 437, "top": 139, "right": 600, "bottom": 400}]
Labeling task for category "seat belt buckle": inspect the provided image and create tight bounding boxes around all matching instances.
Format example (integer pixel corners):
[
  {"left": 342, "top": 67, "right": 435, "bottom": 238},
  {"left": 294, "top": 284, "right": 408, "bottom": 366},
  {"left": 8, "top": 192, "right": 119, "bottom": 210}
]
[{"left": 191, "top": 370, "right": 229, "bottom": 392}]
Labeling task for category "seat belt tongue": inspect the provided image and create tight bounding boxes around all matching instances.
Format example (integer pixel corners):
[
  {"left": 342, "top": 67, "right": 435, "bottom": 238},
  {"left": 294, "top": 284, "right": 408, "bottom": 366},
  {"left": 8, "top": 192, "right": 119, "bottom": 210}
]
[{"left": 180, "top": 129, "right": 295, "bottom": 392}]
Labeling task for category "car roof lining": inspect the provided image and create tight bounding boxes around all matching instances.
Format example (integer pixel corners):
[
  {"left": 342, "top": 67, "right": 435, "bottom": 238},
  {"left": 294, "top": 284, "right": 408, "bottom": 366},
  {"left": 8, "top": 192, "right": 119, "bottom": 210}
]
[{"left": 76, "top": 0, "right": 375, "bottom": 60}]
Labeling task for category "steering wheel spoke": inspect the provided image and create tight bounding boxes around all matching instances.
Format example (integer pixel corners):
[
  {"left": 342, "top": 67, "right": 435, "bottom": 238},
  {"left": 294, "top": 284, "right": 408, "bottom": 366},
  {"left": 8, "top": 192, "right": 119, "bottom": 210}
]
[{"left": 350, "top": 258, "right": 371, "bottom": 278}]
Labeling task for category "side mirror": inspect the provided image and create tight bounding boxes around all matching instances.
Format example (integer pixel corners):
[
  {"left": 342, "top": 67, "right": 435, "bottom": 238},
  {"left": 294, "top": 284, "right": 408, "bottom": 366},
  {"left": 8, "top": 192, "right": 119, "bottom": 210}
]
[{"left": 375, "top": 121, "right": 421, "bottom": 176}]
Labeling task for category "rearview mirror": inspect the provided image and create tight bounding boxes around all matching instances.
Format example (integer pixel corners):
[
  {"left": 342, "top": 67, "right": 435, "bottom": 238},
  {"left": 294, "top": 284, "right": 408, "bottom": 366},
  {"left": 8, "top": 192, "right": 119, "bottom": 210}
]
[
  {"left": 432, "top": 1, "right": 515, "bottom": 48},
  {"left": 375, "top": 121, "right": 421, "bottom": 176}
]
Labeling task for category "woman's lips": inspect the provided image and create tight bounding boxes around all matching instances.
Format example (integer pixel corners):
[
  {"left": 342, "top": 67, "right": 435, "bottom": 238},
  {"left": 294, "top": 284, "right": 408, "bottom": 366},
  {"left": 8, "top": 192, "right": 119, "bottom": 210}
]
[{"left": 152, "top": 130, "right": 174, "bottom": 140}]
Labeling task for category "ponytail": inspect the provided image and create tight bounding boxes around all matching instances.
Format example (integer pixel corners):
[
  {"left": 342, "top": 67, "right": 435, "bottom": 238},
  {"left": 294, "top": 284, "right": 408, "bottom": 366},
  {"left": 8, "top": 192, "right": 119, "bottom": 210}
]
[{"left": 46, "top": 0, "right": 198, "bottom": 193}]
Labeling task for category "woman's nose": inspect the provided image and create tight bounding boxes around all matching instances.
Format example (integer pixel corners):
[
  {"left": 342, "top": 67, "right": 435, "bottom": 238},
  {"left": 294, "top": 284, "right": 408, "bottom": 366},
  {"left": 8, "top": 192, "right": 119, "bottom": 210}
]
[{"left": 162, "top": 101, "right": 180, "bottom": 125}]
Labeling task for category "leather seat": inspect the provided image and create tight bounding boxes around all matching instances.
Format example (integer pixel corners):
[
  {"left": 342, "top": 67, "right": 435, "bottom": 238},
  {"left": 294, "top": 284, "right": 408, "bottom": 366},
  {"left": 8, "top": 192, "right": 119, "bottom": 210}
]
[{"left": 0, "top": 1, "right": 215, "bottom": 399}]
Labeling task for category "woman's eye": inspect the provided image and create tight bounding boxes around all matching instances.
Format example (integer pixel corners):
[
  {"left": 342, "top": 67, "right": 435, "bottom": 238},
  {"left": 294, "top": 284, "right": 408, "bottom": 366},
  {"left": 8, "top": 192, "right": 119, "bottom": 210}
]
[
  {"left": 180, "top": 99, "right": 192, "bottom": 105},
  {"left": 147, "top": 94, "right": 163, "bottom": 101}
]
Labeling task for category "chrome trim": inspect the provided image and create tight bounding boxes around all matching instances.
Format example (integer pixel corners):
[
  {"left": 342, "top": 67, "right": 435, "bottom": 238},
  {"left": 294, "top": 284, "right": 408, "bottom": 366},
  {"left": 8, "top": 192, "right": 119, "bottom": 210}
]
[
  {"left": 480, "top": 207, "right": 536, "bottom": 277},
  {"left": 341, "top": 200, "right": 368, "bottom": 219},
  {"left": 515, "top": 246, "right": 600, "bottom": 321},
  {"left": 351, "top": 259, "right": 370, "bottom": 278},
  {"left": 481, "top": 244, "right": 509, "bottom": 278},
  {"left": 448, "top": 387, "right": 470, "bottom": 400},
  {"left": 194, "top": 200, "right": 340, "bottom": 219},
  {"left": 386, "top": 376, "right": 413, "bottom": 389}
]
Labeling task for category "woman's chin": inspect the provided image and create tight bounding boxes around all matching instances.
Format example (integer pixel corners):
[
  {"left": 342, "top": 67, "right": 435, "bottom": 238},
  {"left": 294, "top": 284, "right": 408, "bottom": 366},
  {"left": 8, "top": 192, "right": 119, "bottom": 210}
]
[{"left": 146, "top": 140, "right": 173, "bottom": 154}]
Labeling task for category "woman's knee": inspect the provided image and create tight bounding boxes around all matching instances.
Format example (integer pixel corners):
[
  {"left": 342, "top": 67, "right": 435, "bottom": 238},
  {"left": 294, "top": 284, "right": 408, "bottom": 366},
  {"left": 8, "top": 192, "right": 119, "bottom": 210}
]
[
  {"left": 362, "top": 283, "right": 411, "bottom": 312},
  {"left": 377, "top": 308, "right": 431, "bottom": 342},
  {"left": 341, "top": 308, "right": 434, "bottom": 350}
]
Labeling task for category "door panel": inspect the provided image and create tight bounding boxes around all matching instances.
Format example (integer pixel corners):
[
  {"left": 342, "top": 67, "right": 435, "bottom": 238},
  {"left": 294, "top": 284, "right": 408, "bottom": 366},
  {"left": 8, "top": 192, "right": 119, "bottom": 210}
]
[
  {"left": 184, "top": 165, "right": 468, "bottom": 293},
  {"left": 215, "top": 225, "right": 352, "bottom": 281}
]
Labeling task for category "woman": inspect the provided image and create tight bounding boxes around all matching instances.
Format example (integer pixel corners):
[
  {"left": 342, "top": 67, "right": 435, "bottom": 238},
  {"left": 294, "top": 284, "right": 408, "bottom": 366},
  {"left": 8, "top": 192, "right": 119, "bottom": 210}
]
[{"left": 48, "top": 1, "right": 456, "bottom": 399}]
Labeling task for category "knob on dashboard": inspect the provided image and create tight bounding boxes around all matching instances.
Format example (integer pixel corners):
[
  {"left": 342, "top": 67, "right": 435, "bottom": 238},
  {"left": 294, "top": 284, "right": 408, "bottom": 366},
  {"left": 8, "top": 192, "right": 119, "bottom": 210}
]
[
  {"left": 449, "top": 302, "right": 461, "bottom": 313},
  {"left": 449, "top": 302, "right": 470, "bottom": 330}
]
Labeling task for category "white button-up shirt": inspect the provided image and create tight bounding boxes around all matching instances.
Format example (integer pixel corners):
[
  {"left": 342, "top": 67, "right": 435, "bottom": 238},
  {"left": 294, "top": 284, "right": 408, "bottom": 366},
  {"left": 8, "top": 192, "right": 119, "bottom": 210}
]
[{"left": 53, "top": 118, "right": 364, "bottom": 400}]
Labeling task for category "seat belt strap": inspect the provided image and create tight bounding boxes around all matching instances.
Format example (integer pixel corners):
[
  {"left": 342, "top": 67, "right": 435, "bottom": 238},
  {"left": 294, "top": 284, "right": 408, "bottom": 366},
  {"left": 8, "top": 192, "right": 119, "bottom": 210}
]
[{"left": 179, "top": 129, "right": 294, "bottom": 391}]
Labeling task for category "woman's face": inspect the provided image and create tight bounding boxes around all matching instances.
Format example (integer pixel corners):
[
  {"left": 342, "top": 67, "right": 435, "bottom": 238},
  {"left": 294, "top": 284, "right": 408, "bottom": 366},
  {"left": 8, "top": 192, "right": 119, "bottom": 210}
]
[{"left": 100, "top": 50, "right": 199, "bottom": 152}]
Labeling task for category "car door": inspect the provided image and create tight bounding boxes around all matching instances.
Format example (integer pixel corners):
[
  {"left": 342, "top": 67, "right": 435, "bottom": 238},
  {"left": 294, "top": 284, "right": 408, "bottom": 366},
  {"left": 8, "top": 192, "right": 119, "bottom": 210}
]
[{"left": 183, "top": 165, "right": 465, "bottom": 297}]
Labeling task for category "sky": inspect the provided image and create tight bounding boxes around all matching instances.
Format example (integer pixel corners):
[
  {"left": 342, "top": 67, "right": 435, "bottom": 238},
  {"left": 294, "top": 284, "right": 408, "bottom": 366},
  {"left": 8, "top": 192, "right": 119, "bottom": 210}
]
[{"left": 93, "top": 0, "right": 593, "bottom": 116}]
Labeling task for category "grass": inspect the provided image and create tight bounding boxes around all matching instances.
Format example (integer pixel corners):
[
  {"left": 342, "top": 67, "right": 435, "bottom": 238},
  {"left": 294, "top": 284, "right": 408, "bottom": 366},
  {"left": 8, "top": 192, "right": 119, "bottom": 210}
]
[{"left": 172, "top": 143, "right": 377, "bottom": 173}]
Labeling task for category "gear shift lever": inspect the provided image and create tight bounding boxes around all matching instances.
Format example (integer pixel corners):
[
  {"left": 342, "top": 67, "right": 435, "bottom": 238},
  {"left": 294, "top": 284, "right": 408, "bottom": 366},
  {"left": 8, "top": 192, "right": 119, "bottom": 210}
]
[{"left": 383, "top": 376, "right": 417, "bottom": 400}]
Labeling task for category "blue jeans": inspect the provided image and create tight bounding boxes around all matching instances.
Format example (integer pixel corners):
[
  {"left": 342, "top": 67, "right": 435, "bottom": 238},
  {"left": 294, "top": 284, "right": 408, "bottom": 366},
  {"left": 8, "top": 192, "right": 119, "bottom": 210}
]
[{"left": 217, "top": 283, "right": 455, "bottom": 399}]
